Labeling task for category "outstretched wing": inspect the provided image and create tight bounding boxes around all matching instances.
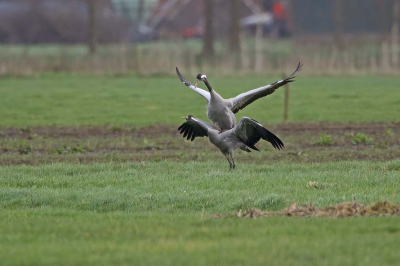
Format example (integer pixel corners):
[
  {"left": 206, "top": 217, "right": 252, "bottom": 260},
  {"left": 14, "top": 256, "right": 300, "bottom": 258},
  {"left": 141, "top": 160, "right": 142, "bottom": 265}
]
[
  {"left": 178, "top": 117, "right": 216, "bottom": 141},
  {"left": 176, "top": 67, "right": 210, "bottom": 102},
  {"left": 232, "top": 117, "right": 284, "bottom": 150},
  {"left": 228, "top": 63, "right": 302, "bottom": 114}
]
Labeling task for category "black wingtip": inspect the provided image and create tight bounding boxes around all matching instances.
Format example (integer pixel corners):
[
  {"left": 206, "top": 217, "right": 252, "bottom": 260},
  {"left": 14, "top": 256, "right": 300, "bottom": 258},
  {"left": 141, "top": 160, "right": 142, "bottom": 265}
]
[
  {"left": 176, "top": 67, "right": 184, "bottom": 80},
  {"left": 175, "top": 67, "right": 192, "bottom": 87},
  {"left": 279, "top": 62, "right": 303, "bottom": 85},
  {"left": 260, "top": 127, "right": 285, "bottom": 150},
  {"left": 296, "top": 62, "right": 303, "bottom": 73},
  {"left": 290, "top": 62, "right": 303, "bottom": 77}
]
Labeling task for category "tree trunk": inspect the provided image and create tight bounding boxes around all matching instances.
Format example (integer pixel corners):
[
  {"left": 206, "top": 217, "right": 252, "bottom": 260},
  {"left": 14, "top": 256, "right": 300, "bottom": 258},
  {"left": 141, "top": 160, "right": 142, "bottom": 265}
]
[
  {"left": 240, "top": 31, "right": 250, "bottom": 70},
  {"left": 377, "top": 0, "right": 388, "bottom": 44},
  {"left": 203, "top": 0, "right": 214, "bottom": 62},
  {"left": 254, "top": 22, "right": 263, "bottom": 72},
  {"left": 229, "top": 0, "right": 240, "bottom": 53},
  {"left": 392, "top": 0, "right": 400, "bottom": 68},
  {"left": 229, "top": 0, "right": 241, "bottom": 70},
  {"left": 88, "top": 0, "right": 97, "bottom": 56},
  {"left": 254, "top": 0, "right": 264, "bottom": 72},
  {"left": 377, "top": 0, "right": 389, "bottom": 71},
  {"left": 138, "top": 0, "right": 145, "bottom": 25},
  {"left": 333, "top": 0, "right": 344, "bottom": 50}
]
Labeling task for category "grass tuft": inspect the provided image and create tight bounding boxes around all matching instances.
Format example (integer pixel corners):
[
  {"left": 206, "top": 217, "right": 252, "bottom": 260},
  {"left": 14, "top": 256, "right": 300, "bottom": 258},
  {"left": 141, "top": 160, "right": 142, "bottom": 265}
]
[
  {"left": 314, "top": 133, "right": 334, "bottom": 146},
  {"left": 351, "top": 133, "right": 373, "bottom": 145}
]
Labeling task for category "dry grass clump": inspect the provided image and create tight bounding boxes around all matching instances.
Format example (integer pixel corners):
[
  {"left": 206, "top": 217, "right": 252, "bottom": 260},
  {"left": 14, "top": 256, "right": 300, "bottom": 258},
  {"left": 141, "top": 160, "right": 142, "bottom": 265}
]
[{"left": 214, "top": 201, "right": 400, "bottom": 219}]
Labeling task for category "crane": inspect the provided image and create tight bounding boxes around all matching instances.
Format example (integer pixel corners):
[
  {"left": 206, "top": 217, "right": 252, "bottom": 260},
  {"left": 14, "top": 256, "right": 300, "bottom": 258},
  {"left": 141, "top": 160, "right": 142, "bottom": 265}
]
[
  {"left": 178, "top": 115, "right": 284, "bottom": 170},
  {"left": 176, "top": 63, "right": 302, "bottom": 131}
]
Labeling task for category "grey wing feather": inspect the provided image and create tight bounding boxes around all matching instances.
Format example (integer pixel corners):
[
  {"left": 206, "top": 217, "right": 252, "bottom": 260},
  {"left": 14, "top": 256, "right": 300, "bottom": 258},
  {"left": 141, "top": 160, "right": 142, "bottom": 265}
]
[
  {"left": 233, "top": 117, "right": 284, "bottom": 150},
  {"left": 176, "top": 67, "right": 210, "bottom": 102},
  {"left": 229, "top": 63, "right": 303, "bottom": 114},
  {"left": 178, "top": 117, "right": 216, "bottom": 141}
]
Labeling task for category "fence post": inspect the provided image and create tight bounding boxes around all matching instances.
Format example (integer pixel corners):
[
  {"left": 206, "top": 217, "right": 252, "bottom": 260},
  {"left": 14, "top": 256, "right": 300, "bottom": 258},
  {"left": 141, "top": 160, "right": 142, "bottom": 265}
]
[{"left": 283, "top": 74, "right": 289, "bottom": 122}]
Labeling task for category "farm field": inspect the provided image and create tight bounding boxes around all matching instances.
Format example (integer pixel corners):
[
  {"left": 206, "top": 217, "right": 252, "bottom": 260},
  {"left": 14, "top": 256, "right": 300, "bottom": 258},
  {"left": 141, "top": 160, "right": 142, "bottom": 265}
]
[
  {"left": 0, "top": 74, "right": 399, "bottom": 265},
  {"left": 0, "top": 74, "right": 399, "bottom": 126},
  {"left": 1, "top": 160, "right": 400, "bottom": 266}
]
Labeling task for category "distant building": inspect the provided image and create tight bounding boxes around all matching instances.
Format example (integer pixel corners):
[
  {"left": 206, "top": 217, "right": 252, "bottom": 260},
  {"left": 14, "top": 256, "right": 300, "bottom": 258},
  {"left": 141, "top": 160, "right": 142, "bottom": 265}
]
[{"left": 145, "top": 0, "right": 274, "bottom": 40}]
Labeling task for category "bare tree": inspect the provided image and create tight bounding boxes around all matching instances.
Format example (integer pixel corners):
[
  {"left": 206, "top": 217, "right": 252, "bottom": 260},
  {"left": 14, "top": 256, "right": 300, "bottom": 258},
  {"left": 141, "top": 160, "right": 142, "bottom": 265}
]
[
  {"left": 254, "top": 18, "right": 263, "bottom": 72},
  {"left": 203, "top": 0, "right": 214, "bottom": 62},
  {"left": 87, "top": 0, "right": 97, "bottom": 56},
  {"left": 137, "top": 0, "right": 145, "bottom": 25},
  {"left": 392, "top": 0, "right": 400, "bottom": 67},
  {"left": 377, "top": 0, "right": 390, "bottom": 70},
  {"left": 333, "top": 0, "right": 344, "bottom": 50},
  {"left": 229, "top": 0, "right": 240, "bottom": 53},
  {"left": 377, "top": 0, "right": 388, "bottom": 43},
  {"left": 229, "top": 0, "right": 241, "bottom": 69},
  {"left": 254, "top": 0, "right": 263, "bottom": 72}
]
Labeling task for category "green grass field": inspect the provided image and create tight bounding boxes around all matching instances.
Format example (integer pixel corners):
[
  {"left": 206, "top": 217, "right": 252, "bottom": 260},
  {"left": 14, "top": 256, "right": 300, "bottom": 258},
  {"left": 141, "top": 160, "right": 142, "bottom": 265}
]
[
  {"left": 1, "top": 161, "right": 400, "bottom": 266},
  {"left": 0, "top": 74, "right": 399, "bottom": 126},
  {"left": 0, "top": 74, "right": 399, "bottom": 265}
]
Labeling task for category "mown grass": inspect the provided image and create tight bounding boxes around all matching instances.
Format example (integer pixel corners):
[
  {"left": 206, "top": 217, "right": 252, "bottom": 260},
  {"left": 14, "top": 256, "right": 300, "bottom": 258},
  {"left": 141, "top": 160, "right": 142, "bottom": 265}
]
[
  {"left": 0, "top": 160, "right": 399, "bottom": 265},
  {"left": 2, "top": 160, "right": 399, "bottom": 212},
  {"left": 0, "top": 74, "right": 399, "bottom": 126},
  {"left": 1, "top": 212, "right": 399, "bottom": 266}
]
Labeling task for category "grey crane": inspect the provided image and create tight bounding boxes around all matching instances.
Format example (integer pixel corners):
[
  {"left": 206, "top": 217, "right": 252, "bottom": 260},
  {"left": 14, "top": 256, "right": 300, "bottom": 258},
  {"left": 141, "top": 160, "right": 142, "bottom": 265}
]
[
  {"left": 176, "top": 63, "right": 302, "bottom": 131},
  {"left": 178, "top": 115, "right": 284, "bottom": 170}
]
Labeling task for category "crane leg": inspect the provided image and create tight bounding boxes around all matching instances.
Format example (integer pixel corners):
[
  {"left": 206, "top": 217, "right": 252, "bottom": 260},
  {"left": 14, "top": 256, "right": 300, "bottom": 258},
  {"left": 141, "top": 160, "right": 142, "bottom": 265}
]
[
  {"left": 229, "top": 152, "right": 236, "bottom": 170},
  {"left": 224, "top": 153, "right": 233, "bottom": 170}
]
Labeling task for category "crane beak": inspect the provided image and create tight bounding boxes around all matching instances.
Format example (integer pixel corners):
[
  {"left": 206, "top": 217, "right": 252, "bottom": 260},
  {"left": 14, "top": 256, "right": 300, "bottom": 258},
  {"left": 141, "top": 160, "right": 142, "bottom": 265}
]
[
  {"left": 181, "top": 116, "right": 188, "bottom": 120},
  {"left": 194, "top": 79, "right": 200, "bottom": 89}
]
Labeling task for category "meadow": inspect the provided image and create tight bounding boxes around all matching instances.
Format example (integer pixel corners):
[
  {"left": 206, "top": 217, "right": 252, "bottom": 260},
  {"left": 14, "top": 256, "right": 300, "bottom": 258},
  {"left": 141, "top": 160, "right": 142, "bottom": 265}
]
[
  {"left": 0, "top": 74, "right": 399, "bottom": 126},
  {"left": 0, "top": 73, "right": 399, "bottom": 265}
]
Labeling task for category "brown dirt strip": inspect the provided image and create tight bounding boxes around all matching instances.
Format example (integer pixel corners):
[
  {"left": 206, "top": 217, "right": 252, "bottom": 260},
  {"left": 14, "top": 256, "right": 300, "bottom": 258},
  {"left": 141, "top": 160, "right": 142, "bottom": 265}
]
[
  {"left": 1, "top": 122, "right": 399, "bottom": 139},
  {"left": 213, "top": 201, "right": 400, "bottom": 218},
  {"left": 0, "top": 124, "right": 178, "bottom": 139},
  {"left": 0, "top": 122, "right": 398, "bottom": 165}
]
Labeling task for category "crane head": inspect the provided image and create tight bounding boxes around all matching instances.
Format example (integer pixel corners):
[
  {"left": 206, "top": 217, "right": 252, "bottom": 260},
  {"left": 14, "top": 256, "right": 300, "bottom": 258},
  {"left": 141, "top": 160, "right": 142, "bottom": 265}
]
[
  {"left": 195, "top": 73, "right": 207, "bottom": 88},
  {"left": 181, "top": 115, "right": 194, "bottom": 120}
]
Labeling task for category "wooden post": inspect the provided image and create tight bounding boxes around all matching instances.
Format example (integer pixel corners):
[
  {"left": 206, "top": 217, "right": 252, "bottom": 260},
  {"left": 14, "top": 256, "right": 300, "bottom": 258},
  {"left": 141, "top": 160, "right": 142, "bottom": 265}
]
[{"left": 283, "top": 74, "right": 289, "bottom": 122}]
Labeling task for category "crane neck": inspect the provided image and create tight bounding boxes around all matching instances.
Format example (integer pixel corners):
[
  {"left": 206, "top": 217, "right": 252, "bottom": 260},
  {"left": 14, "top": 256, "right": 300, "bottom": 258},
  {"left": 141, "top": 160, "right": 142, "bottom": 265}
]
[{"left": 203, "top": 79, "right": 214, "bottom": 92}]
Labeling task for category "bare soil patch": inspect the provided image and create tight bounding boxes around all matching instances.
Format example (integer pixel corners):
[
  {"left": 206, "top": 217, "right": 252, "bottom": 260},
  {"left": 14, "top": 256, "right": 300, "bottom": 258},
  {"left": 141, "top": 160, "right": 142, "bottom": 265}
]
[
  {"left": 0, "top": 124, "right": 178, "bottom": 139},
  {"left": 0, "top": 122, "right": 399, "bottom": 165},
  {"left": 1, "top": 122, "right": 398, "bottom": 139}
]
